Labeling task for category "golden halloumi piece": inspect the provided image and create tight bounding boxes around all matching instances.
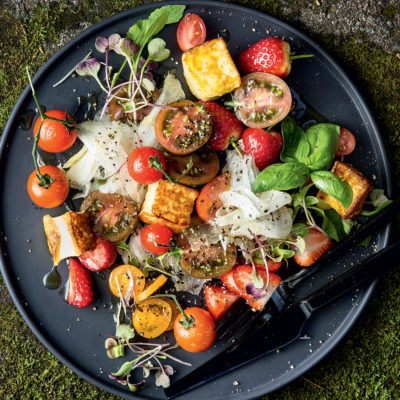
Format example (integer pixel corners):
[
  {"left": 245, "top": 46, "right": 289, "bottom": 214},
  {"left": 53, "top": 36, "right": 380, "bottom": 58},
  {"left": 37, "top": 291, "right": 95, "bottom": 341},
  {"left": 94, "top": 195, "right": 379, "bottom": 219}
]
[
  {"left": 317, "top": 161, "right": 374, "bottom": 219},
  {"left": 139, "top": 180, "right": 199, "bottom": 233},
  {"left": 182, "top": 38, "right": 241, "bottom": 101},
  {"left": 43, "top": 211, "right": 96, "bottom": 266}
]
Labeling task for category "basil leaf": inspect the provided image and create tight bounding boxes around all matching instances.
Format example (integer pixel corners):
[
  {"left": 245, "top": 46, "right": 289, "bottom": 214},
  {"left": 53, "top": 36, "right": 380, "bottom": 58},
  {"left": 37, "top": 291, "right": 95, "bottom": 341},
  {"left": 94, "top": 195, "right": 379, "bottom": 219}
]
[
  {"left": 253, "top": 162, "right": 310, "bottom": 193},
  {"left": 148, "top": 38, "right": 170, "bottom": 61},
  {"left": 274, "top": 247, "right": 295, "bottom": 259},
  {"left": 148, "top": 4, "right": 186, "bottom": 24},
  {"left": 304, "top": 123, "right": 340, "bottom": 171},
  {"left": 310, "top": 170, "right": 353, "bottom": 208},
  {"left": 291, "top": 222, "right": 310, "bottom": 237},
  {"left": 360, "top": 200, "right": 393, "bottom": 217},
  {"left": 280, "top": 116, "right": 310, "bottom": 163},
  {"left": 322, "top": 208, "right": 347, "bottom": 242},
  {"left": 112, "top": 360, "right": 135, "bottom": 376},
  {"left": 305, "top": 195, "right": 319, "bottom": 206}
]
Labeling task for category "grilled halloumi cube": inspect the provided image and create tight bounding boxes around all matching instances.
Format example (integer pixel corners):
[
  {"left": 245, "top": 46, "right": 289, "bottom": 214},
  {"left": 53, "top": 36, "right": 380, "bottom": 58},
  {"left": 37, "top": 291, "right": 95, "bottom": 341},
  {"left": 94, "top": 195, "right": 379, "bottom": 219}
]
[
  {"left": 317, "top": 161, "right": 374, "bottom": 219},
  {"left": 182, "top": 38, "right": 241, "bottom": 101},
  {"left": 43, "top": 211, "right": 96, "bottom": 266},
  {"left": 139, "top": 179, "right": 199, "bottom": 233}
]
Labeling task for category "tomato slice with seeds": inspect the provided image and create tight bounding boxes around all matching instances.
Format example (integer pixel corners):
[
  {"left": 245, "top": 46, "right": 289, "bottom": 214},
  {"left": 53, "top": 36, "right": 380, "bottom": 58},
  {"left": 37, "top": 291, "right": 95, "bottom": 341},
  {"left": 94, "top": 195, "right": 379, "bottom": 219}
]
[
  {"left": 177, "top": 13, "right": 207, "bottom": 52},
  {"left": 196, "top": 174, "right": 230, "bottom": 221},
  {"left": 155, "top": 100, "right": 212, "bottom": 155},
  {"left": 133, "top": 298, "right": 172, "bottom": 339},
  {"left": 232, "top": 72, "right": 292, "bottom": 129},
  {"left": 165, "top": 146, "right": 219, "bottom": 187},
  {"left": 80, "top": 191, "right": 138, "bottom": 242},
  {"left": 336, "top": 127, "right": 356, "bottom": 156},
  {"left": 108, "top": 265, "right": 145, "bottom": 299}
]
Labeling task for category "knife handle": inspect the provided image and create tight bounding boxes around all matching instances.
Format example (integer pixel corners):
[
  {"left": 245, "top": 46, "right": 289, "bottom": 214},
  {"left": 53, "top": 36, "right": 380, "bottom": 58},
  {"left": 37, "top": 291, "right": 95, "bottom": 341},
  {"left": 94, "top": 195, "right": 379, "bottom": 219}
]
[
  {"left": 301, "top": 239, "right": 400, "bottom": 312},
  {"left": 283, "top": 199, "right": 400, "bottom": 290}
]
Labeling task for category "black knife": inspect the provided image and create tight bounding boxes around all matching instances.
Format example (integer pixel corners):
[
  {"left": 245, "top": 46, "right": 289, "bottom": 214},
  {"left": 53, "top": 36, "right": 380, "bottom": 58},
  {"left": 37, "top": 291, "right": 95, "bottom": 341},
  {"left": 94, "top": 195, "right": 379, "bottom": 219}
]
[{"left": 165, "top": 238, "right": 400, "bottom": 399}]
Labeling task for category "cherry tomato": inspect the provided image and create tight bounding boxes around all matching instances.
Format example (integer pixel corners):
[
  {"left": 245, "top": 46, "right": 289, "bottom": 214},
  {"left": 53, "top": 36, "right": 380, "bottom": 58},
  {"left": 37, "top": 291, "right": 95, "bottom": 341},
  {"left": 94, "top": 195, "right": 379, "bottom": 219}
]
[
  {"left": 127, "top": 147, "right": 166, "bottom": 184},
  {"left": 27, "top": 166, "right": 69, "bottom": 208},
  {"left": 141, "top": 224, "right": 173, "bottom": 255},
  {"left": 33, "top": 110, "right": 77, "bottom": 153},
  {"left": 174, "top": 307, "right": 216, "bottom": 353},
  {"left": 232, "top": 72, "right": 292, "bottom": 129},
  {"left": 165, "top": 146, "right": 219, "bottom": 186},
  {"left": 80, "top": 191, "right": 138, "bottom": 242},
  {"left": 196, "top": 174, "right": 230, "bottom": 221},
  {"left": 155, "top": 100, "right": 212, "bottom": 155},
  {"left": 108, "top": 264, "right": 145, "bottom": 299},
  {"left": 163, "top": 297, "right": 181, "bottom": 331},
  {"left": 177, "top": 14, "right": 207, "bottom": 52},
  {"left": 133, "top": 298, "right": 172, "bottom": 338},
  {"left": 336, "top": 127, "right": 356, "bottom": 156}
]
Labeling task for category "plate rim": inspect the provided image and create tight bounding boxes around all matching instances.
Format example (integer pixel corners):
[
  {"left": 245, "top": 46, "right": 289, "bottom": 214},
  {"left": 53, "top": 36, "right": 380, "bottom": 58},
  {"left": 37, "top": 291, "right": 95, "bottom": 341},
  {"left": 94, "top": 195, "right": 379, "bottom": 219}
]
[{"left": 0, "top": 1, "right": 392, "bottom": 399}]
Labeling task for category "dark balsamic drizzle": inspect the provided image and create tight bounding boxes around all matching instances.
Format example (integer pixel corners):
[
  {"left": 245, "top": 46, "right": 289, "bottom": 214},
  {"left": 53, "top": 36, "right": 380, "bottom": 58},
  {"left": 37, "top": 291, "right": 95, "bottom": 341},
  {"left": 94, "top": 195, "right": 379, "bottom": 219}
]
[{"left": 43, "top": 266, "right": 61, "bottom": 290}]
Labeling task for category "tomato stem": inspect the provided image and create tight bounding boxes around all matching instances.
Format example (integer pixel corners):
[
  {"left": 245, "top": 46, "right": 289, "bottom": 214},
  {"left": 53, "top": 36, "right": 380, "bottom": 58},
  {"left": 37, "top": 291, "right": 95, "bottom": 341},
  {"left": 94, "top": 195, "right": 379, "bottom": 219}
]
[
  {"left": 230, "top": 138, "right": 243, "bottom": 158},
  {"left": 148, "top": 155, "right": 176, "bottom": 185},
  {"left": 289, "top": 54, "right": 314, "bottom": 61},
  {"left": 174, "top": 155, "right": 194, "bottom": 183}
]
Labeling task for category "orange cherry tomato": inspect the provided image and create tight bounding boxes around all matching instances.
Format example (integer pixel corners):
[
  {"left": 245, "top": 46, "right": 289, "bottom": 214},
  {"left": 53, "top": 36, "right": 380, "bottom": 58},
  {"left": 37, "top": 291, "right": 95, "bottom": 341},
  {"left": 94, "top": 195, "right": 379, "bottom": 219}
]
[
  {"left": 174, "top": 307, "right": 216, "bottom": 353},
  {"left": 108, "top": 265, "right": 145, "bottom": 299},
  {"left": 33, "top": 110, "right": 77, "bottom": 153},
  {"left": 336, "top": 127, "right": 356, "bottom": 156},
  {"left": 163, "top": 298, "right": 181, "bottom": 331},
  {"left": 27, "top": 166, "right": 69, "bottom": 208},
  {"left": 196, "top": 174, "right": 230, "bottom": 221},
  {"left": 177, "top": 14, "right": 207, "bottom": 52},
  {"left": 133, "top": 298, "right": 172, "bottom": 339}
]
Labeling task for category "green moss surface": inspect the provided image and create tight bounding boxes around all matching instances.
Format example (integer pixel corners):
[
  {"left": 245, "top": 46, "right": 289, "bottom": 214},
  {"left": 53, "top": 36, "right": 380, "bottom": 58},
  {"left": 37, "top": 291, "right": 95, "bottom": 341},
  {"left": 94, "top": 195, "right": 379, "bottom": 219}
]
[{"left": 1, "top": 1, "right": 400, "bottom": 399}]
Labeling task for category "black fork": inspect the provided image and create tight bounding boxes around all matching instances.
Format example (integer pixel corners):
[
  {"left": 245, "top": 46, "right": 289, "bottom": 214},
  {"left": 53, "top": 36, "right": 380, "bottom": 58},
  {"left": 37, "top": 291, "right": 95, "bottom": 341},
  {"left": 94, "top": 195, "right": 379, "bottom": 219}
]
[{"left": 215, "top": 199, "right": 400, "bottom": 346}]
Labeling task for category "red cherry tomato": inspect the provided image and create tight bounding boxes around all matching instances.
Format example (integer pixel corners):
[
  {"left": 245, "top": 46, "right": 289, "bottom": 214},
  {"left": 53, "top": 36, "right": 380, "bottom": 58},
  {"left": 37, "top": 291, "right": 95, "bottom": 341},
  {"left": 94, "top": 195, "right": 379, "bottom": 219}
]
[
  {"left": 33, "top": 110, "right": 77, "bottom": 153},
  {"left": 127, "top": 147, "right": 166, "bottom": 184},
  {"left": 196, "top": 174, "right": 230, "bottom": 221},
  {"left": 174, "top": 307, "right": 216, "bottom": 353},
  {"left": 177, "top": 14, "right": 207, "bottom": 52},
  {"left": 141, "top": 224, "right": 173, "bottom": 255},
  {"left": 27, "top": 166, "right": 69, "bottom": 208},
  {"left": 336, "top": 127, "right": 356, "bottom": 156}
]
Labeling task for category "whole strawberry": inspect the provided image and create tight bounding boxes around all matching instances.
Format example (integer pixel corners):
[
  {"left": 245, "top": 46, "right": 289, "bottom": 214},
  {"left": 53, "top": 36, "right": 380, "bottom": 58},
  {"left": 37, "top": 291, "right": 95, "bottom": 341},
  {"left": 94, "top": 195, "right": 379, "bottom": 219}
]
[
  {"left": 198, "top": 101, "right": 243, "bottom": 151},
  {"left": 242, "top": 127, "right": 283, "bottom": 171},
  {"left": 238, "top": 37, "right": 312, "bottom": 79},
  {"left": 67, "top": 258, "right": 93, "bottom": 308}
]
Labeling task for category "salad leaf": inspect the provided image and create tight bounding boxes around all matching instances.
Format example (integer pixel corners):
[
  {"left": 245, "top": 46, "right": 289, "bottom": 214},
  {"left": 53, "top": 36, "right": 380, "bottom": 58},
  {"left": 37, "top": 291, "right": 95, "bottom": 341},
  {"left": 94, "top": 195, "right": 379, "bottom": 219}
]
[
  {"left": 253, "top": 162, "right": 309, "bottom": 193},
  {"left": 321, "top": 208, "right": 347, "bottom": 242},
  {"left": 148, "top": 38, "right": 170, "bottom": 62},
  {"left": 310, "top": 170, "right": 353, "bottom": 208},
  {"left": 291, "top": 222, "right": 310, "bottom": 237},
  {"left": 303, "top": 123, "right": 340, "bottom": 171},
  {"left": 360, "top": 189, "right": 393, "bottom": 216},
  {"left": 280, "top": 116, "right": 310, "bottom": 164}
]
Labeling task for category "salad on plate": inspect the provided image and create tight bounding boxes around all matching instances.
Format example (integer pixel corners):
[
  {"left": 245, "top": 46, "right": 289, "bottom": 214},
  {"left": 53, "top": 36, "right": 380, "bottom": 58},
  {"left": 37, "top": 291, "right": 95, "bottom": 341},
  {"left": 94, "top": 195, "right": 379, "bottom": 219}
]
[{"left": 24, "top": 4, "right": 391, "bottom": 391}]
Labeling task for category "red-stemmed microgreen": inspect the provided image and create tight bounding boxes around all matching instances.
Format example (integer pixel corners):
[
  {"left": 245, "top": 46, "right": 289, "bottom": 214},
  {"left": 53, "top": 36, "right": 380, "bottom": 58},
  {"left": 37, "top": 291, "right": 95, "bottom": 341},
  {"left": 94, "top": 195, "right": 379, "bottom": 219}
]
[{"left": 26, "top": 67, "right": 76, "bottom": 189}]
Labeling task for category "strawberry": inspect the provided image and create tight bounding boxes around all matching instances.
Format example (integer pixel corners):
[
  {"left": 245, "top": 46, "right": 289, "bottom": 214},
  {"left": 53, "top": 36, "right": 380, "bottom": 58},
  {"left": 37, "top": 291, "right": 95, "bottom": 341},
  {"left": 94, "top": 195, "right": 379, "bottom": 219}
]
[
  {"left": 67, "top": 258, "right": 93, "bottom": 308},
  {"left": 198, "top": 101, "right": 243, "bottom": 151},
  {"left": 79, "top": 235, "right": 117, "bottom": 272},
  {"left": 204, "top": 284, "right": 239, "bottom": 321},
  {"left": 242, "top": 127, "right": 283, "bottom": 171},
  {"left": 232, "top": 265, "right": 281, "bottom": 311},
  {"left": 221, "top": 268, "right": 242, "bottom": 296},
  {"left": 294, "top": 228, "right": 333, "bottom": 267},
  {"left": 254, "top": 260, "right": 282, "bottom": 273}
]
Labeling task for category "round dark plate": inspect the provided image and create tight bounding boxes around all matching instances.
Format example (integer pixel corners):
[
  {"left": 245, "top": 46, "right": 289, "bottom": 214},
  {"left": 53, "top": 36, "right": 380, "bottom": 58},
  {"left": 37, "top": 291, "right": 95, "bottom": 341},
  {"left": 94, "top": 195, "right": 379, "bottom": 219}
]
[{"left": 0, "top": 1, "right": 391, "bottom": 399}]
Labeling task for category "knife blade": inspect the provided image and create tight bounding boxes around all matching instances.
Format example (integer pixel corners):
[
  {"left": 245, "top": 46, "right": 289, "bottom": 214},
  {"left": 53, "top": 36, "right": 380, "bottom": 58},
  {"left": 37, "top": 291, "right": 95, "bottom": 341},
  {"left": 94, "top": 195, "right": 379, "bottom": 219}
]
[{"left": 165, "top": 239, "right": 400, "bottom": 399}]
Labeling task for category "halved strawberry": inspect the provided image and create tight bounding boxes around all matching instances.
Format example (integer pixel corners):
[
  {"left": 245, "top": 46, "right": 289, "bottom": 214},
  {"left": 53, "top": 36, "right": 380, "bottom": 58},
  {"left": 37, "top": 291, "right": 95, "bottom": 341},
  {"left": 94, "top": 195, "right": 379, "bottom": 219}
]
[
  {"left": 203, "top": 284, "right": 240, "bottom": 321},
  {"left": 254, "top": 260, "right": 282, "bottom": 273},
  {"left": 198, "top": 101, "right": 243, "bottom": 151},
  {"left": 233, "top": 265, "right": 281, "bottom": 311},
  {"left": 294, "top": 227, "right": 333, "bottom": 267},
  {"left": 221, "top": 268, "right": 242, "bottom": 296},
  {"left": 67, "top": 258, "right": 93, "bottom": 308},
  {"left": 79, "top": 235, "right": 117, "bottom": 272}
]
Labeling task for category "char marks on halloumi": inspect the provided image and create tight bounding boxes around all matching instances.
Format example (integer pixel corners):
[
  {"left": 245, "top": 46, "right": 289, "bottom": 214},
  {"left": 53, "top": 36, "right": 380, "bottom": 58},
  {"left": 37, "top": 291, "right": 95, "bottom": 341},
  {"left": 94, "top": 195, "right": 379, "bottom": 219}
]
[
  {"left": 317, "top": 161, "right": 374, "bottom": 219},
  {"left": 182, "top": 38, "right": 241, "bottom": 101},
  {"left": 139, "top": 180, "right": 199, "bottom": 233}
]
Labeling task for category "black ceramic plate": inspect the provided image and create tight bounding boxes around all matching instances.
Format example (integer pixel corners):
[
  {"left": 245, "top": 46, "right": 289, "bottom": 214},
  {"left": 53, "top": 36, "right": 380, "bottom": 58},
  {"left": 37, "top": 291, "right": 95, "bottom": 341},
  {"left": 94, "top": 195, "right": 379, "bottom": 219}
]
[{"left": 0, "top": 1, "right": 391, "bottom": 399}]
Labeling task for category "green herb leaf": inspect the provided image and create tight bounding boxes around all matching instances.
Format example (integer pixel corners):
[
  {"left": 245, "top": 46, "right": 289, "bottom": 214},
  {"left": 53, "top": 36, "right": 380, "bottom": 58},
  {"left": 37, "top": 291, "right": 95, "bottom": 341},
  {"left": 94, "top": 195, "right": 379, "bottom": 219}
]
[
  {"left": 361, "top": 200, "right": 393, "bottom": 217},
  {"left": 370, "top": 189, "right": 390, "bottom": 208},
  {"left": 113, "top": 360, "right": 135, "bottom": 376},
  {"left": 253, "top": 162, "right": 310, "bottom": 193},
  {"left": 292, "top": 234, "right": 306, "bottom": 254},
  {"left": 252, "top": 271, "right": 264, "bottom": 289},
  {"left": 280, "top": 116, "right": 310, "bottom": 164},
  {"left": 321, "top": 208, "right": 347, "bottom": 242},
  {"left": 274, "top": 246, "right": 296, "bottom": 259},
  {"left": 357, "top": 235, "right": 372, "bottom": 246},
  {"left": 342, "top": 218, "right": 356, "bottom": 235},
  {"left": 148, "top": 38, "right": 170, "bottom": 62},
  {"left": 148, "top": 4, "right": 186, "bottom": 24},
  {"left": 310, "top": 170, "right": 353, "bottom": 208},
  {"left": 305, "top": 195, "right": 319, "bottom": 206},
  {"left": 116, "top": 324, "right": 135, "bottom": 340},
  {"left": 303, "top": 123, "right": 340, "bottom": 171},
  {"left": 291, "top": 222, "right": 310, "bottom": 237}
]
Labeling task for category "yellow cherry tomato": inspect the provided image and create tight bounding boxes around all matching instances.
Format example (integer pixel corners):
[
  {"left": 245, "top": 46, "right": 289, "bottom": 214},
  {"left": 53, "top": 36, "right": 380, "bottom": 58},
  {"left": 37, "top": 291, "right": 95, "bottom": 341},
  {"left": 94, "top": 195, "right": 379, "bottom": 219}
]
[{"left": 108, "top": 265, "right": 145, "bottom": 299}]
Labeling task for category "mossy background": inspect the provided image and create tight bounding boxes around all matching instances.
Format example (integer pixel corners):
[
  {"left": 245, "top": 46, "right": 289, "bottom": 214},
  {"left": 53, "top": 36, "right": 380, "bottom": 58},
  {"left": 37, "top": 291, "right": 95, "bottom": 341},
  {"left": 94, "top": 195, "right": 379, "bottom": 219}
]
[{"left": 1, "top": 0, "right": 400, "bottom": 399}]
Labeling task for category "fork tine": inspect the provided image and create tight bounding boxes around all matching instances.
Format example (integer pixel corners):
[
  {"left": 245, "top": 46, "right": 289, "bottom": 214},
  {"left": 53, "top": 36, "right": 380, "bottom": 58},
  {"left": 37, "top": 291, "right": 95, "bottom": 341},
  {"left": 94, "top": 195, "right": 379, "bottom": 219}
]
[
  {"left": 217, "top": 307, "right": 254, "bottom": 340},
  {"left": 215, "top": 300, "right": 246, "bottom": 335}
]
